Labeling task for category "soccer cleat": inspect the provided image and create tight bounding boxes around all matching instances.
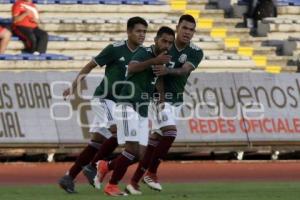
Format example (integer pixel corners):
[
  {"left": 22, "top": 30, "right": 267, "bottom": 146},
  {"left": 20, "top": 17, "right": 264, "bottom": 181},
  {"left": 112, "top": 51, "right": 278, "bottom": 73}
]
[
  {"left": 82, "top": 164, "right": 97, "bottom": 187},
  {"left": 58, "top": 175, "right": 76, "bottom": 194},
  {"left": 125, "top": 182, "right": 142, "bottom": 195},
  {"left": 104, "top": 183, "right": 128, "bottom": 196},
  {"left": 143, "top": 172, "right": 162, "bottom": 191},
  {"left": 94, "top": 160, "right": 109, "bottom": 189}
]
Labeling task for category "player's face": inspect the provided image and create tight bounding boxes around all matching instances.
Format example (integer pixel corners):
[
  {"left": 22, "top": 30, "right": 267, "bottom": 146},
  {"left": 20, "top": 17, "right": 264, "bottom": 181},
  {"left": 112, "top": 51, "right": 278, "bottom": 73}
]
[
  {"left": 155, "top": 33, "right": 174, "bottom": 54},
  {"left": 176, "top": 20, "right": 196, "bottom": 44},
  {"left": 128, "top": 24, "right": 147, "bottom": 46}
]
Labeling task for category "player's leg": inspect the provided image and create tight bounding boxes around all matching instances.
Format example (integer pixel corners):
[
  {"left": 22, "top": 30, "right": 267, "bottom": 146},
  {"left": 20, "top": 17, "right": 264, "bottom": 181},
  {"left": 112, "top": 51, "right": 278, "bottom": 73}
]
[
  {"left": 104, "top": 105, "right": 143, "bottom": 196},
  {"left": 125, "top": 117, "right": 152, "bottom": 195},
  {"left": 129, "top": 133, "right": 161, "bottom": 189},
  {"left": 144, "top": 103, "right": 179, "bottom": 191},
  {"left": 89, "top": 99, "right": 119, "bottom": 169},
  {"left": 82, "top": 99, "right": 117, "bottom": 187},
  {"left": 127, "top": 101, "right": 162, "bottom": 193},
  {"left": 58, "top": 98, "right": 110, "bottom": 192}
]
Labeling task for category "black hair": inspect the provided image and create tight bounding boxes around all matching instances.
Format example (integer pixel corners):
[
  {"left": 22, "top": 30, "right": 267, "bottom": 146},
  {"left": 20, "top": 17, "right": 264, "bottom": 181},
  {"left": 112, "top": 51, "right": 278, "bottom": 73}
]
[
  {"left": 178, "top": 14, "right": 196, "bottom": 25},
  {"left": 127, "top": 16, "right": 148, "bottom": 30},
  {"left": 156, "top": 26, "right": 175, "bottom": 38}
]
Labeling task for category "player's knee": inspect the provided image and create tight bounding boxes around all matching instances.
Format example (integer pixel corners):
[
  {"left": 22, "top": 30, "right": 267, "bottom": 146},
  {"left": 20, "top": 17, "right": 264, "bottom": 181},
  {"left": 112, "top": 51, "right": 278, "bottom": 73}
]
[
  {"left": 150, "top": 132, "right": 162, "bottom": 140},
  {"left": 161, "top": 125, "right": 177, "bottom": 137},
  {"left": 88, "top": 140, "right": 102, "bottom": 150},
  {"left": 109, "top": 125, "right": 117, "bottom": 135},
  {"left": 124, "top": 142, "right": 140, "bottom": 157},
  {"left": 91, "top": 133, "right": 107, "bottom": 143}
]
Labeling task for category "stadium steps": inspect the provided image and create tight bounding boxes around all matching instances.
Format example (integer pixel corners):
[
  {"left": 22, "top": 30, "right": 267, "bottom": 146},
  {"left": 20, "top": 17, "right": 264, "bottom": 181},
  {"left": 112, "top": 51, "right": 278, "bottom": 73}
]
[
  {"left": 225, "top": 46, "right": 277, "bottom": 57},
  {"left": 0, "top": 4, "right": 225, "bottom": 18},
  {"left": 0, "top": 58, "right": 256, "bottom": 71}
]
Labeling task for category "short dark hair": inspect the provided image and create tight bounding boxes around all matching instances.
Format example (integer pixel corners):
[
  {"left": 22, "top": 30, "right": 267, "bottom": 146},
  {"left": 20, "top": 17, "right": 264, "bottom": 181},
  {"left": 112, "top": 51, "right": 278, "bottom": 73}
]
[
  {"left": 178, "top": 14, "right": 196, "bottom": 25},
  {"left": 127, "top": 16, "right": 148, "bottom": 30},
  {"left": 156, "top": 26, "right": 175, "bottom": 38}
]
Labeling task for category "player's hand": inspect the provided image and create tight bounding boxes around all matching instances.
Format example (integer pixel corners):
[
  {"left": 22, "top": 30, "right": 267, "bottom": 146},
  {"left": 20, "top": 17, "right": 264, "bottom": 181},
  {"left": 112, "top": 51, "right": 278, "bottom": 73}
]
[
  {"left": 62, "top": 88, "right": 72, "bottom": 101},
  {"left": 153, "top": 65, "right": 169, "bottom": 76},
  {"left": 152, "top": 51, "right": 171, "bottom": 65}
]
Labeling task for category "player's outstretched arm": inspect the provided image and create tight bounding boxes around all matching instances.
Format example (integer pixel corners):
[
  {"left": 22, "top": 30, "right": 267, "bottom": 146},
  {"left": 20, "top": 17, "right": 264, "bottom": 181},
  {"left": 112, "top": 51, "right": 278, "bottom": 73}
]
[{"left": 62, "top": 60, "right": 97, "bottom": 100}]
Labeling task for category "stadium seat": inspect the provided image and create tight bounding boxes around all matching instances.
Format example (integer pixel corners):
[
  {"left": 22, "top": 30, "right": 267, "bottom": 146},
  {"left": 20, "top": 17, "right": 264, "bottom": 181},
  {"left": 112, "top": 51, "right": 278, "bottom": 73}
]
[
  {"left": 36, "top": 0, "right": 56, "bottom": 4},
  {"left": 44, "top": 54, "right": 73, "bottom": 60},
  {"left": 278, "top": 0, "right": 300, "bottom": 6},
  {"left": 79, "top": 0, "right": 101, "bottom": 4},
  {"left": 0, "top": 54, "right": 23, "bottom": 60},
  {"left": 0, "top": 0, "right": 11, "bottom": 4},
  {"left": 144, "top": 0, "right": 164, "bottom": 5},
  {"left": 123, "top": 0, "right": 144, "bottom": 5},
  {"left": 102, "top": 0, "right": 122, "bottom": 4},
  {"left": 0, "top": 18, "right": 12, "bottom": 25},
  {"left": 48, "top": 35, "right": 68, "bottom": 41},
  {"left": 22, "top": 54, "right": 47, "bottom": 60}
]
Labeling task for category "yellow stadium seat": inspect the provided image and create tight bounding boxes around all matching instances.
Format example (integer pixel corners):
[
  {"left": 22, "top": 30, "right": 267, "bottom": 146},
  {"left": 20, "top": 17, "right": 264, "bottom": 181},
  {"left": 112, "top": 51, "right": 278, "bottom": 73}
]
[
  {"left": 238, "top": 47, "right": 253, "bottom": 56},
  {"left": 224, "top": 37, "right": 240, "bottom": 48},
  {"left": 170, "top": 0, "right": 187, "bottom": 10},
  {"left": 184, "top": 9, "right": 200, "bottom": 19},
  {"left": 210, "top": 28, "right": 227, "bottom": 38},
  {"left": 265, "top": 66, "right": 282, "bottom": 73},
  {"left": 197, "top": 18, "right": 213, "bottom": 29},
  {"left": 252, "top": 56, "right": 267, "bottom": 67}
]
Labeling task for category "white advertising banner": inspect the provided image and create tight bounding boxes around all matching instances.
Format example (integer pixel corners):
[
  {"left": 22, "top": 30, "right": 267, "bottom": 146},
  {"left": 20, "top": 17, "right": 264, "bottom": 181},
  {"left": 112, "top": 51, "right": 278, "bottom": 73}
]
[{"left": 0, "top": 71, "right": 300, "bottom": 145}]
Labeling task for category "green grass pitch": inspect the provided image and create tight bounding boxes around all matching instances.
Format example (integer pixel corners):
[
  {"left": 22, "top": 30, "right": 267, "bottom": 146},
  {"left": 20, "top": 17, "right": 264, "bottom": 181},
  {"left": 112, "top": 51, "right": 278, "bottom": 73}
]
[{"left": 0, "top": 182, "right": 299, "bottom": 200}]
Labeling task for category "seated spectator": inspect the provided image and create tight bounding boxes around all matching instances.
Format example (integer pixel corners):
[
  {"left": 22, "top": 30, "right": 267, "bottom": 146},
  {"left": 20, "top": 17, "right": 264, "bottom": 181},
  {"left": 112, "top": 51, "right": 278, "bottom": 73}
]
[
  {"left": 0, "top": 26, "right": 11, "bottom": 54},
  {"left": 245, "top": 0, "right": 277, "bottom": 28},
  {"left": 12, "top": 0, "right": 48, "bottom": 54}
]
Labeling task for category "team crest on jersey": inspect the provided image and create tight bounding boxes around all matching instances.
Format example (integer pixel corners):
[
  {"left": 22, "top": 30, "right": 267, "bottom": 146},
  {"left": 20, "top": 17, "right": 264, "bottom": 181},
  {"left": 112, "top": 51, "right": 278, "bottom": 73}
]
[
  {"left": 119, "top": 57, "right": 125, "bottom": 61},
  {"left": 162, "top": 114, "right": 168, "bottom": 122},
  {"left": 131, "top": 129, "right": 137, "bottom": 136},
  {"left": 178, "top": 54, "right": 187, "bottom": 63}
]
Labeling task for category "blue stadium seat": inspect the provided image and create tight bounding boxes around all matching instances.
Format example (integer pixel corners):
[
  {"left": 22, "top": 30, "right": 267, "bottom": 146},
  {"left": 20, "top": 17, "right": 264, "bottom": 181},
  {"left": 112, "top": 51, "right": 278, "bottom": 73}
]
[
  {"left": 11, "top": 36, "right": 19, "bottom": 41},
  {"left": 276, "top": 0, "right": 300, "bottom": 6},
  {"left": 56, "top": 0, "right": 79, "bottom": 4},
  {"left": 36, "top": 0, "right": 56, "bottom": 4},
  {"left": 0, "top": 0, "right": 11, "bottom": 4},
  {"left": 11, "top": 35, "right": 67, "bottom": 41},
  {"left": 22, "top": 53, "right": 47, "bottom": 60},
  {"left": 101, "top": 0, "right": 122, "bottom": 4},
  {"left": 144, "top": 0, "right": 164, "bottom": 5},
  {"left": 44, "top": 54, "right": 73, "bottom": 60},
  {"left": 79, "top": 0, "right": 101, "bottom": 4},
  {"left": 0, "top": 18, "right": 12, "bottom": 25},
  {"left": 0, "top": 54, "right": 23, "bottom": 60},
  {"left": 123, "top": 0, "right": 144, "bottom": 5},
  {"left": 48, "top": 35, "right": 68, "bottom": 41}
]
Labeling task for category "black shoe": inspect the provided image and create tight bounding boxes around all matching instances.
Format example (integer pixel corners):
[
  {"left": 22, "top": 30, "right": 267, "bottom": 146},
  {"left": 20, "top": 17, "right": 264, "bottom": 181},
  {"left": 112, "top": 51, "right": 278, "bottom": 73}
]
[{"left": 58, "top": 175, "right": 76, "bottom": 194}]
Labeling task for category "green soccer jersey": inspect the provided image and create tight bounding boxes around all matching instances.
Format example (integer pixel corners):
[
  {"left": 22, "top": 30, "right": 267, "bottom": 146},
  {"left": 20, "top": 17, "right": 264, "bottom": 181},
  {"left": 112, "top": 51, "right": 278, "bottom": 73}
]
[
  {"left": 93, "top": 40, "right": 140, "bottom": 102},
  {"left": 164, "top": 42, "right": 204, "bottom": 104},
  {"left": 118, "top": 46, "right": 157, "bottom": 117}
]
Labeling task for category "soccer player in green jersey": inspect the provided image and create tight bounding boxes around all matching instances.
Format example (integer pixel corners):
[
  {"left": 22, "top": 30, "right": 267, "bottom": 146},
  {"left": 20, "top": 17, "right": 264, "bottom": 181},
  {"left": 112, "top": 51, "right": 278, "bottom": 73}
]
[
  {"left": 100, "top": 26, "right": 175, "bottom": 196},
  {"left": 126, "top": 14, "right": 204, "bottom": 194},
  {"left": 58, "top": 16, "right": 148, "bottom": 193}
]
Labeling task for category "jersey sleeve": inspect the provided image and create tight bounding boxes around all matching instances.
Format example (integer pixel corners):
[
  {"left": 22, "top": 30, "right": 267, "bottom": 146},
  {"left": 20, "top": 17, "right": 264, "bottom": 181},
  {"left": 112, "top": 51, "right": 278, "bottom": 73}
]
[
  {"left": 187, "top": 48, "right": 204, "bottom": 69},
  {"left": 130, "top": 48, "right": 151, "bottom": 63},
  {"left": 93, "top": 44, "right": 116, "bottom": 67}
]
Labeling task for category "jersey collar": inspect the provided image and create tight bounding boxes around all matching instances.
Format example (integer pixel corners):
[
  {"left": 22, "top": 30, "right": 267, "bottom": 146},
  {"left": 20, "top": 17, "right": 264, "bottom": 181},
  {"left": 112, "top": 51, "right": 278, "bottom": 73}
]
[
  {"left": 174, "top": 41, "right": 189, "bottom": 52},
  {"left": 126, "top": 40, "right": 140, "bottom": 53}
]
